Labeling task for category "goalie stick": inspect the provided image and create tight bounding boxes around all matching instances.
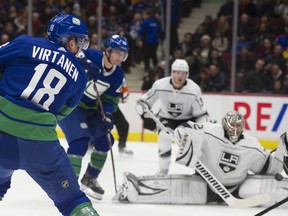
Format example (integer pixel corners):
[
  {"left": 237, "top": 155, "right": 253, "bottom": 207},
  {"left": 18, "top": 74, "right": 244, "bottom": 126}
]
[
  {"left": 140, "top": 104, "right": 270, "bottom": 208},
  {"left": 254, "top": 196, "right": 288, "bottom": 216}
]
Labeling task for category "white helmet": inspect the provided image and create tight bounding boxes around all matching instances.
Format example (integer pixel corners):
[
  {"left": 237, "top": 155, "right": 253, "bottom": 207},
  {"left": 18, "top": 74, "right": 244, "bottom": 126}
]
[{"left": 171, "top": 59, "right": 189, "bottom": 77}]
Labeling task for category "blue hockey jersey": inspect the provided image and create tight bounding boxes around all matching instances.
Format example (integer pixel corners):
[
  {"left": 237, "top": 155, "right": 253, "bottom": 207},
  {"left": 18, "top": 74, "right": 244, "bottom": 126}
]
[
  {"left": 78, "top": 48, "right": 124, "bottom": 114},
  {"left": 0, "top": 35, "right": 87, "bottom": 141}
]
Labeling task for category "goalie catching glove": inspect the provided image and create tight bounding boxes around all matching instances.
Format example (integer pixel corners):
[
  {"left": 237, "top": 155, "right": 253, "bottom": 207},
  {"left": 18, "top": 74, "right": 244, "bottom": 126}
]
[{"left": 135, "top": 100, "right": 157, "bottom": 131}]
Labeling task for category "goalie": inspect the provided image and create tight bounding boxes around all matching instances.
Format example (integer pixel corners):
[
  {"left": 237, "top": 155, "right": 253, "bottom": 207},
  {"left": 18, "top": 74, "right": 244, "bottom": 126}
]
[{"left": 115, "top": 111, "right": 288, "bottom": 207}]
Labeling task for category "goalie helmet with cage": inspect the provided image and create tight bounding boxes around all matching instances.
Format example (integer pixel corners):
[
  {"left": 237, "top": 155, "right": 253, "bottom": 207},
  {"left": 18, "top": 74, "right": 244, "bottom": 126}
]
[
  {"left": 47, "top": 13, "right": 90, "bottom": 50},
  {"left": 105, "top": 34, "right": 129, "bottom": 62},
  {"left": 222, "top": 111, "right": 245, "bottom": 143}
]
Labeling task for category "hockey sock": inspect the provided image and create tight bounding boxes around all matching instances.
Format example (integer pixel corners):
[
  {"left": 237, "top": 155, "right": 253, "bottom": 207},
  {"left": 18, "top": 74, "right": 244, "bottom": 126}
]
[
  {"left": 87, "top": 150, "right": 108, "bottom": 177},
  {"left": 68, "top": 155, "right": 82, "bottom": 178},
  {"left": 70, "top": 202, "right": 99, "bottom": 216}
]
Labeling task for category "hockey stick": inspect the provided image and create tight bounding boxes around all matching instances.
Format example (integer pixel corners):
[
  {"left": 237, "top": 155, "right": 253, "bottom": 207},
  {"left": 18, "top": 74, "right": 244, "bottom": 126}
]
[
  {"left": 93, "top": 82, "right": 117, "bottom": 193},
  {"left": 254, "top": 197, "right": 288, "bottom": 216},
  {"left": 140, "top": 104, "right": 270, "bottom": 208}
]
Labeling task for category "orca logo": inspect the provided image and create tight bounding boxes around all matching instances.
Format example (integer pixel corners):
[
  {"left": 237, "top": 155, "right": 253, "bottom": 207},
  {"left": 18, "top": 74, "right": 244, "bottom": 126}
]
[
  {"left": 219, "top": 151, "right": 239, "bottom": 174},
  {"left": 168, "top": 103, "right": 183, "bottom": 117}
]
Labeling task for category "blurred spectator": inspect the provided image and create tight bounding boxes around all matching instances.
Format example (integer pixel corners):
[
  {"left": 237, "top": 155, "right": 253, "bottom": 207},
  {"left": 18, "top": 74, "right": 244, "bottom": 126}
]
[
  {"left": 236, "top": 46, "right": 255, "bottom": 76},
  {"left": 282, "top": 75, "right": 288, "bottom": 93},
  {"left": 200, "top": 15, "right": 214, "bottom": 38},
  {"left": 132, "top": 0, "right": 150, "bottom": 13},
  {"left": 32, "top": 12, "right": 43, "bottom": 37},
  {"left": 239, "top": 0, "right": 258, "bottom": 18},
  {"left": 237, "top": 13, "right": 255, "bottom": 41},
  {"left": 204, "top": 64, "right": 228, "bottom": 92},
  {"left": 265, "top": 44, "right": 287, "bottom": 72},
  {"left": 211, "top": 30, "right": 229, "bottom": 52},
  {"left": 127, "top": 12, "right": 143, "bottom": 65},
  {"left": 192, "top": 24, "right": 205, "bottom": 48},
  {"left": 214, "top": 15, "right": 231, "bottom": 39},
  {"left": 274, "top": 26, "right": 288, "bottom": 50},
  {"left": 89, "top": 33, "right": 99, "bottom": 49},
  {"left": 138, "top": 8, "right": 162, "bottom": 70},
  {"left": 0, "top": 33, "right": 9, "bottom": 45},
  {"left": 254, "top": 38, "right": 274, "bottom": 59},
  {"left": 2, "top": 21, "right": 17, "bottom": 41},
  {"left": 274, "top": 0, "right": 288, "bottom": 18},
  {"left": 141, "top": 68, "right": 155, "bottom": 90},
  {"left": 258, "top": 0, "right": 276, "bottom": 17},
  {"left": 240, "top": 59, "right": 268, "bottom": 93},
  {"left": 154, "top": 60, "right": 165, "bottom": 80},
  {"left": 177, "top": 32, "right": 194, "bottom": 57},
  {"left": 207, "top": 49, "right": 229, "bottom": 76},
  {"left": 271, "top": 80, "right": 284, "bottom": 94},
  {"left": 217, "top": 0, "right": 234, "bottom": 18},
  {"left": 87, "top": 16, "right": 98, "bottom": 34},
  {"left": 198, "top": 34, "right": 213, "bottom": 66},
  {"left": 267, "top": 63, "right": 285, "bottom": 91},
  {"left": 105, "top": 16, "right": 119, "bottom": 37}
]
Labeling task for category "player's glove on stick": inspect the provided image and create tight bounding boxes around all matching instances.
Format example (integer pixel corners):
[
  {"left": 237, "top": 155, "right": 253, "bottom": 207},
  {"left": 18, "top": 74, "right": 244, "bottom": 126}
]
[
  {"left": 97, "top": 112, "right": 114, "bottom": 136},
  {"left": 135, "top": 100, "right": 157, "bottom": 131}
]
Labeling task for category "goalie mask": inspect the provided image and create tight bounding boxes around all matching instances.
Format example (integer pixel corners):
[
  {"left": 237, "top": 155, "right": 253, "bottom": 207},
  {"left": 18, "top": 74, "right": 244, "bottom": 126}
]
[
  {"left": 222, "top": 111, "right": 245, "bottom": 143},
  {"left": 171, "top": 59, "right": 189, "bottom": 89}
]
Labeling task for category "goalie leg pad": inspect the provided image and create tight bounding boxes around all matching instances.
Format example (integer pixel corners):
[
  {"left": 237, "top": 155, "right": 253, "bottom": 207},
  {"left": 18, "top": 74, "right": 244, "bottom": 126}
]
[
  {"left": 239, "top": 175, "right": 288, "bottom": 207},
  {"left": 118, "top": 172, "right": 208, "bottom": 204}
]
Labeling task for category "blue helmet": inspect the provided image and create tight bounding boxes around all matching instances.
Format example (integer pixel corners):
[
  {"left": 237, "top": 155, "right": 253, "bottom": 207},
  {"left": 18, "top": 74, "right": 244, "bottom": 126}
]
[
  {"left": 105, "top": 35, "right": 129, "bottom": 61},
  {"left": 47, "top": 13, "right": 90, "bottom": 50}
]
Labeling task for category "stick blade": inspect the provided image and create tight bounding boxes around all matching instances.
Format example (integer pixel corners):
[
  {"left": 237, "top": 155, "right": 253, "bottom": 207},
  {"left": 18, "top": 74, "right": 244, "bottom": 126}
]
[{"left": 227, "top": 193, "right": 270, "bottom": 208}]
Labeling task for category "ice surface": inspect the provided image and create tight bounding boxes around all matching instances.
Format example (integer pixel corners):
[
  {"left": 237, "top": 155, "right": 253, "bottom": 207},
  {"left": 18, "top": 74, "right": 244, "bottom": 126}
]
[{"left": 0, "top": 140, "right": 286, "bottom": 216}]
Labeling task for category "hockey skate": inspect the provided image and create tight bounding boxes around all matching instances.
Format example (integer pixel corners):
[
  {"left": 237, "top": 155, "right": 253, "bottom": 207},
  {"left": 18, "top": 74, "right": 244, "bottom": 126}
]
[
  {"left": 118, "top": 147, "right": 133, "bottom": 158},
  {"left": 80, "top": 172, "right": 104, "bottom": 200}
]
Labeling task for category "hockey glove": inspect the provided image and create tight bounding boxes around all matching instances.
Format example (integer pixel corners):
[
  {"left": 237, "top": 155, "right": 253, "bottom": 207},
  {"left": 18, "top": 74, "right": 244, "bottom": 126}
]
[
  {"left": 135, "top": 100, "right": 157, "bottom": 131},
  {"left": 96, "top": 112, "right": 114, "bottom": 136},
  {"left": 78, "top": 56, "right": 100, "bottom": 81}
]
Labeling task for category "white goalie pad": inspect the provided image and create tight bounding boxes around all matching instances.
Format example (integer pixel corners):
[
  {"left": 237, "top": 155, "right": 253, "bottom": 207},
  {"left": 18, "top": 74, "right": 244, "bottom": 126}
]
[
  {"left": 174, "top": 125, "right": 204, "bottom": 169},
  {"left": 114, "top": 172, "right": 207, "bottom": 204},
  {"left": 239, "top": 175, "right": 288, "bottom": 208}
]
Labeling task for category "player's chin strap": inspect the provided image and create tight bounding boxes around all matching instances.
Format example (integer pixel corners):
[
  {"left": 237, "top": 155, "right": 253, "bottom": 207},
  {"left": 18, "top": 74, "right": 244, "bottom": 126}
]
[{"left": 139, "top": 103, "right": 271, "bottom": 208}]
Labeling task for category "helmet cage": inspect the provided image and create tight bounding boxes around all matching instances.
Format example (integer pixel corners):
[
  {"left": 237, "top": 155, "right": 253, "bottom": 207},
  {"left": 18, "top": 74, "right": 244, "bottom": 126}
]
[{"left": 222, "top": 111, "right": 245, "bottom": 143}]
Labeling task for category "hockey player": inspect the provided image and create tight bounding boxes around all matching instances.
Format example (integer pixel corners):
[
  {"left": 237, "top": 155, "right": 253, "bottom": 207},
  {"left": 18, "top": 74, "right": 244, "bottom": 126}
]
[
  {"left": 58, "top": 34, "right": 129, "bottom": 200},
  {"left": 0, "top": 13, "right": 99, "bottom": 215},
  {"left": 136, "top": 59, "right": 210, "bottom": 175},
  {"left": 114, "top": 78, "right": 133, "bottom": 156},
  {"left": 115, "top": 111, "right": 287, "bottom": 207}
]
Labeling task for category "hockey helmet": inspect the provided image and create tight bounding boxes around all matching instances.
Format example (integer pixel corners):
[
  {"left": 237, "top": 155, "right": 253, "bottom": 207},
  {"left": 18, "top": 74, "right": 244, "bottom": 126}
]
[
  {"left": 171, "top": 59, "right": 189, "bottom": 77},
  {"left": 47, "top": 13, "right": 90, "bottom": 50},
  {"left": 222, "top": 111, "right": 245, "bottom": 143},
  {"left": 105, "top": 35, "right": 129, "bottom": 61}
]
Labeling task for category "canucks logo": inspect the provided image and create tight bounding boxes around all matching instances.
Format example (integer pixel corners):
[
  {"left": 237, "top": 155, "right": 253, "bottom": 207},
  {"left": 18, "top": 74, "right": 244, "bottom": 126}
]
[
  {"left": 218, "top": 151, "right": 239, "bottom": 174},
  {"left": 168, "top": 102, "right": 183, "bottom": 117}
]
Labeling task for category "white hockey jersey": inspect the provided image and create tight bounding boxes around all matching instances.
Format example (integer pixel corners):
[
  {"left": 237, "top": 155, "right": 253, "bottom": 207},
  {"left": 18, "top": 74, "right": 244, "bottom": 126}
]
[
  {"left": 141, "top": 77, "right": 209, "bottom": 122},
  {"left": 176, "top": 122, "right": 284, "bottom": 186}
]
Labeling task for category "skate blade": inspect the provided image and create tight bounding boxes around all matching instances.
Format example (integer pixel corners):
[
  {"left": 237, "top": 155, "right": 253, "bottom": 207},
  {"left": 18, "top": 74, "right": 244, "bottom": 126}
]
[{"left": 81, "top": 187, "right": 103, "bottom": 200}]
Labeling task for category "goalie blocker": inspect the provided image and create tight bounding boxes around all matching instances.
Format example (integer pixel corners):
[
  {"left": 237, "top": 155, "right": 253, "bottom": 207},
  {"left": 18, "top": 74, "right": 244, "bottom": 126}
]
[{"left": 114, "top": 172, "right": 288, "bottom": 207}]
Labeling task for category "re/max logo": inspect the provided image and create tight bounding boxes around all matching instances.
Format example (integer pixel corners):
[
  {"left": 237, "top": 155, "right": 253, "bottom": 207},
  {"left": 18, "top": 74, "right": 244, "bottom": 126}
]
[{"left": 235, "top": 102, "right": 288, "bottom": 132}]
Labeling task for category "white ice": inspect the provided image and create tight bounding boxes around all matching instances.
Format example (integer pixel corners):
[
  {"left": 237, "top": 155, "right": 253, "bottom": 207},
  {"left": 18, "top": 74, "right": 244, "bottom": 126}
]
[{"left": 0, "top": 139, "right": 286, "bottom": 216}]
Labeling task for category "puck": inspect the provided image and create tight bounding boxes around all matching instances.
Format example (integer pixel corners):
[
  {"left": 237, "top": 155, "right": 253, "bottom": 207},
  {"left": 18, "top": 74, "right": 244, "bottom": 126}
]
[{"left": 274, "top": 173, "right": 283, "bottom": 181}]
